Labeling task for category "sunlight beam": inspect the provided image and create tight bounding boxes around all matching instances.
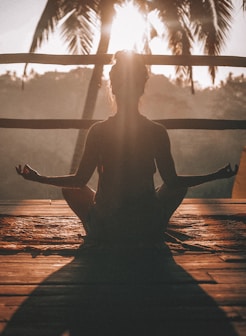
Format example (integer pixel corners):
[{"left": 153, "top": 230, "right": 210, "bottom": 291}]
[{"left": 108, "top": 2, "right": 146, "bottom": 53}]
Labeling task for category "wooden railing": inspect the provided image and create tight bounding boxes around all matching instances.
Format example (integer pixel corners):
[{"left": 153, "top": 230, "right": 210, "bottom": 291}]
[
  {"left": 0, "top": 53, "right": 246, "bottom": 67},
  {"left": 0, "top": 118, "right": 246, "bottom": 130},
  {"left": 1, "top": 53, "right": 245, "bottom": 131}
]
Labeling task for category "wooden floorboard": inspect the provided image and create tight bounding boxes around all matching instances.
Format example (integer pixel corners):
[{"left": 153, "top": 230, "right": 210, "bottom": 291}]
[
  {"left": 0, "top": 198, "right": 245, "bottom": 216},
  {"left": 0, "top": 199, "right": 245, "bottom": 335}
]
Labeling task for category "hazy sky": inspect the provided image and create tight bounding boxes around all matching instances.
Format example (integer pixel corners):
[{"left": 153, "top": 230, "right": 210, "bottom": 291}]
[{"left": 0, "top": 0, "right": 245, "bottom": 87}]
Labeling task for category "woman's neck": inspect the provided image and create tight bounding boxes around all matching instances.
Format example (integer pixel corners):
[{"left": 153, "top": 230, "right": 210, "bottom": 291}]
[{"left": 116, "top": 96, "right": 140, "bottom": 115}]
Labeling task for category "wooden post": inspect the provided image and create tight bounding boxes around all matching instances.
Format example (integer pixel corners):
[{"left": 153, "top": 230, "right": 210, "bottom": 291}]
[{"left": 232, "top": 147, "right": 246, "bottom": 198}]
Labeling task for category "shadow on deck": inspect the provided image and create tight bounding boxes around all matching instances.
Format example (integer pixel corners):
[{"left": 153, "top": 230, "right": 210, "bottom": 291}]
[
  {"left": 0, "top": 246, "right": 239, "bottom": 336},
  {"left": 0, "top": 199, "right": 245, "bottom": 335}
]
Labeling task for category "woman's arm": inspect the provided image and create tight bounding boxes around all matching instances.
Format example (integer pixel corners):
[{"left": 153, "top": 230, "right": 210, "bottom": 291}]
[
  {"left": 174, "top": 163, "right": 238, "bottom": 188},
  {"left": 155, "top": 124, "right": 238, "bottom": 189},
  {"left": 16, "top": 123, "right": 100, "bottom": 188},
  {"left": 16, "top": 164, "right": 82, "bottom": 188}
]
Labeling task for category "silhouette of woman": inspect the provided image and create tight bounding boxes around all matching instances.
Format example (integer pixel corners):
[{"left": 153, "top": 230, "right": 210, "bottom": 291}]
[{"left": 16, "top": 50, "right": 238, "bottom": 245}]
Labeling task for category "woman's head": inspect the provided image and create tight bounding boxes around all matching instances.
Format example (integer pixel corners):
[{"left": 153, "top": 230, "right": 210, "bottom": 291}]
[{"left": 109, "top": 50, "right": 149, "bottom": 100}]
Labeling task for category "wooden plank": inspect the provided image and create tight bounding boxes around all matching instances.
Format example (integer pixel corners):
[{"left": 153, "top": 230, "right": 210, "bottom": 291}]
[
  {"left": 219, "top": 254, "right": 246, "bottom": 262},
  {"left": 175, "top": 261, "right": 246, "bottom": 271},
  {"left": 2, "top": 287, "right": 244, "bottom": 307},
  {"left": 178, "top": 262, "right": 246, "bottom": 271},
  {"left": 0, "top": 200, "right": 52, "bottom": 205},
  {"left": 4, "top": 254, "right": 245, "bottom": 273},
  {"left": 0, "top": 271, "right": 212, "bottom": 285},
  {"left": 0, "top": 53, "right": 246, "bottom": 67},
  {"left": 1, "top": 283, "right": 244, "bottom": 297},
  {"left": 201, "top": 284, "right": 246, "bottom": 296},
  {"left": 0, "top": 257, "right": 230, "bottom": 271},
  {"left": 208, "top": 271, "right": 246, "bottom": 284},
  {"left": 176, "top": 203, "right": 246, "bottom": 215},
  {"left": 174, "top": 253, "right": 246, "bottom": 265},
  {"left": 0, "top": 199, "right": 245, "bottom": 216},
  {"left": 182, "top": 199, "right": 246, "bottom": 204},
  {"left": 0, "top": 205, "right": 75, "bottom": 216},
  {"left": 0, "top": 253, "right": 72, "bottom": 262},
  {"left": 0, "top": 300, "right": 244, "bottom": 319},
  {"left": 1, "top": 199, "right": 243, "bottom": 205}
]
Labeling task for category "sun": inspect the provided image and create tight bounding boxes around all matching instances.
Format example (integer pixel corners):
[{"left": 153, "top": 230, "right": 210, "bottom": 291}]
[
  {"left": 105, "top": 1, "right": 176, "bottom": 81},
  {"left": 108, "top": 2, "right": 147, "bottom": 53}
]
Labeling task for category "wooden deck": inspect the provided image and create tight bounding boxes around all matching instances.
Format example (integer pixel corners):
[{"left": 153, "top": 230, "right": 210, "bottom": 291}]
[{"left": 0, "top": 199, "right": 245, "bottom": 336}]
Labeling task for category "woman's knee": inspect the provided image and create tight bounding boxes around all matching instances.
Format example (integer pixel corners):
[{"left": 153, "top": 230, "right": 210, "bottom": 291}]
[
  {"left": 156, "top": 184, "right": 187, "bottom": 225},
  {"left": 156, "top": 184, "right": 187, "bottom": 201},
  {"left": 62, "top": 186, "right": 95, "bottom": 204},
  {"left": 62, "top": 186, "right": 95, "bottom": 222}
]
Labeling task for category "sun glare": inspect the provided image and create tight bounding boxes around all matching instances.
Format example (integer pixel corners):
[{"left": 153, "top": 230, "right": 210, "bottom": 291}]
[
  {"left": 106, "top": 3, "right": 173, "bottom": 79},
  {"left": 108, "top": 2, "right": 147, "bottom": 53}
]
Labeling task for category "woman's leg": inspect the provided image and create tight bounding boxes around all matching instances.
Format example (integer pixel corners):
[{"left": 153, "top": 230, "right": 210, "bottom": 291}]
[
  {"left": 62, "top": 186, "right": 95, "bottom": 233},
  {"left": 156, "top": 184, "right": 188, "bottom": 230}
]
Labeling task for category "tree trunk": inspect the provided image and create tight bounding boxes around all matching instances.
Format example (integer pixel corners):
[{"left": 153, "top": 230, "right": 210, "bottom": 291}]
[
  {"left": 69, "top": 63, "right": 104, "bottom": 173},
  {"left": 69, "top": 3, "right": 115, "bottom": 173}
]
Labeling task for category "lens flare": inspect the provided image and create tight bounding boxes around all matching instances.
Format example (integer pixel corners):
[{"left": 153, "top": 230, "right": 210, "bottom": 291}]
[{"left": 108, "top": 2, "right": 147, "bottom": 53}]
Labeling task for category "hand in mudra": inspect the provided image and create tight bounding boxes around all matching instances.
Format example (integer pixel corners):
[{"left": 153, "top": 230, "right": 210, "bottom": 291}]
[
  {"left": 16, "top": 164, "right": 40, "bottom": 181},
  {"left": 216, "top": 163, "right": 238, "bottom": 179}
]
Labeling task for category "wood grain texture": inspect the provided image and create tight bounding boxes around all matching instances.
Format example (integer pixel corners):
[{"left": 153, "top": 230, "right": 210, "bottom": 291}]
[{"left": 0, "top": 200, "right": 245, "bottom": 335}]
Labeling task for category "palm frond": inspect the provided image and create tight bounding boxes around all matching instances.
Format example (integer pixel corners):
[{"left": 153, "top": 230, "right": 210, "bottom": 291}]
[
  {"left": 156, "top": 1, "right": 194, "bottom": 91},
  {"left": 22, "top": 0, "right": 63, "bottom": 83},
  {"left": 60, "top": 10, "right": 96, "bottom": 54},
  {"left": 23, "top": 0, "right": 101, "bottom": 82},
  {"left": 62, "top": 0, "right": 101, "bottom": 15},
  {"left": 243, "top": 0, "right": 246, "bottom": 10},
  {"left": 28, "top": 0, "right": 101, "bottom": 55},
  {"left": 28, "top": 0, "right": 63, "bottom": 53},
  {"left": 190, "top": 0, "right": 233, "bottom": 83}
]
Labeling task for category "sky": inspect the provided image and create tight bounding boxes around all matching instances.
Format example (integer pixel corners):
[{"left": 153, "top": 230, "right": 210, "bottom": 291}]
[{"left": 0, "top": 0, "right": 245, "bottom": 88}]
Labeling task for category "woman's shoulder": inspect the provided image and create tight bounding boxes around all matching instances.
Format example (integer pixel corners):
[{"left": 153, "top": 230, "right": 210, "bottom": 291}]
[
  {"left": 88, "top": 118, "right": 110, "bottom": 133},
  {"left": 87, "top": 117, "right": 116, "bottom": 143},
  {"left": 141, "top": 116, "right": 167, "bottom": 134}
]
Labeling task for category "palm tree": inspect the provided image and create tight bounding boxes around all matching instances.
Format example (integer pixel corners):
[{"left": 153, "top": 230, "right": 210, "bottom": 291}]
[
  {"left": 24, "top": 0, "right": 117, "bottom": 172},
  {"left": 25, "top": 0, "right": 242, "bottom": 172}
]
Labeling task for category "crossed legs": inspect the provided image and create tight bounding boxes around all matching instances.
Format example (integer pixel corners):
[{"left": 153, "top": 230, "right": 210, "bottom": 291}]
[
  {"left": 62, "top": 186, "right": 95, "bottom": 233},
  {"left": 62, "top": 184, "right": 187, "bottom": 234},
  {"left": 156, "top": 184, "right": 188, "bottom": 230}
]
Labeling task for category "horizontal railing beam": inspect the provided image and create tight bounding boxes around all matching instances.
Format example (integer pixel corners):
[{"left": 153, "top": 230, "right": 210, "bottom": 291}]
[
  {"left": 0, "top": 118, "right": 245, "bottom": 130},
  {"left": 0, "top": 53, "right": 246, "bottom": 67}
]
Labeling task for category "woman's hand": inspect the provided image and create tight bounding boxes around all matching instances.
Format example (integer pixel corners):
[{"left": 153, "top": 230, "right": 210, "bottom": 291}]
[
  {"left": 16, "top": 164, "right": 40, "bottom": 181},
  {"left": 216, "top": 163, "right": 238, "bottom": 179}
]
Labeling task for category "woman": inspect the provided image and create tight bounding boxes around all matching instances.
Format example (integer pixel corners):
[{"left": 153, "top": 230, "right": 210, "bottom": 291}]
[{"left": 16, "top": 51, "right": 238, "bottom": 245}]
